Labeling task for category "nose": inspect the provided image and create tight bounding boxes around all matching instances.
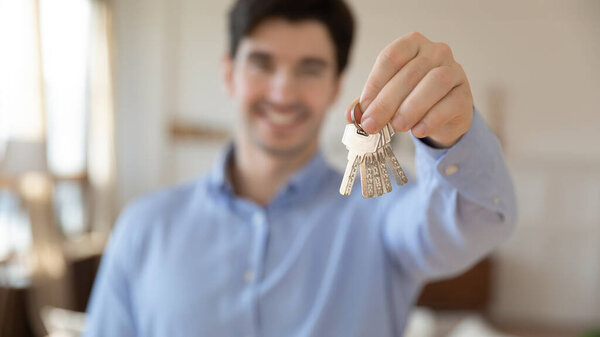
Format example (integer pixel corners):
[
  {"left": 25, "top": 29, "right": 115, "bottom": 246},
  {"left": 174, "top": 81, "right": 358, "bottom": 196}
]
[{"left": 268, "top": 70, "right": 298, "bottom": 105}]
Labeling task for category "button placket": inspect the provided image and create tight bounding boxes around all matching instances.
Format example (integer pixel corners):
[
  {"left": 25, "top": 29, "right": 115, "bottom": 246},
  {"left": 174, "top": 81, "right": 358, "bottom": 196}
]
[{"left": 245, "top": 210, "right": 269, "bottom": 335}]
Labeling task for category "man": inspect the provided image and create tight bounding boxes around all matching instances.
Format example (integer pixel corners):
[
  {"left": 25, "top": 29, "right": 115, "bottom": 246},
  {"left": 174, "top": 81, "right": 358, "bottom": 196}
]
[{"left": 85, "top": 0, "right": 516, "bottom": 336}]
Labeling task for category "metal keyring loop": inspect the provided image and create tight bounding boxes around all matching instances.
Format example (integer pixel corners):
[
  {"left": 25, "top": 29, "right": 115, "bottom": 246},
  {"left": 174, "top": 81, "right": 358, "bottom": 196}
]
[{"left": 350, "top": 101, "right": 367, "bottom": 135}]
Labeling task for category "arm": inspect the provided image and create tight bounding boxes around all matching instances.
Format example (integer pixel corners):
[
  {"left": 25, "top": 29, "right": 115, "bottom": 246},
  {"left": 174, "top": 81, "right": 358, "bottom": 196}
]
[
  {"left": 381, "top": 107, "right": 516, "bottom": 281},
  {"left": 343, "top": 32, "right": 516, "bottom": 281}
]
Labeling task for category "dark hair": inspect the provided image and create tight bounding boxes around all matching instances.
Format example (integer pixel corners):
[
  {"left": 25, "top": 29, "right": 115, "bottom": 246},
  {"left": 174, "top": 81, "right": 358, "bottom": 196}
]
[{"left": 228, "top": 0, "right": 355, "bottom": 75}]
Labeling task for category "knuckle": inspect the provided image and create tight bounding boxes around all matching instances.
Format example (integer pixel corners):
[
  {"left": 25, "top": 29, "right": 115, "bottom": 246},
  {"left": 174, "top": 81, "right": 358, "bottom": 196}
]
[
  {"left": 434, "top": 42, "right": 453, "bottom": 60},
  {"left": 369, "top": 98, "right": 392, "bottom": 119},
  {"left": 404, "top": 95, "right": 428, "bottom": 119},
  {"left": 394, "top": 115, "right": 412, "bottom": 132},
  {"left": 405, "top": 57, "right": 430, "bottom": 85},
  {"left": 362, "top": 80, "right": 380, "bottom": 98},
  {"left": 432, "top": 67, "right": 454, "bottom": 87},
  {"left": 404, "top": 67, "right": 421, "bottom": 86},
  {"left": 378, "top": 46, "right": 402, "bottom": 67},
  {"left": 459, "top": 84, "right": 473, "bottom": 103},
  {"left": 406, "top": 31, "right": 424, "bottom": 41}
]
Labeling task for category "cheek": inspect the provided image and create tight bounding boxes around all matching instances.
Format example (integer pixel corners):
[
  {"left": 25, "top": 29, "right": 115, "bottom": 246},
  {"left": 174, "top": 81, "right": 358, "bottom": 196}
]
[
  {"left": 301, "top": 82, "right": 337, "bottom": 114},
  {"left": 233, "top": 71, "right": 266, "bottom": 107}
]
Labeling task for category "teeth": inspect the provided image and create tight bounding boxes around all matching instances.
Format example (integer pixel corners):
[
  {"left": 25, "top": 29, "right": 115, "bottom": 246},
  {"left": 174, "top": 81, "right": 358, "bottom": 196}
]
[{"left": 265, "top": 111, "right": 297, "bottom": 126}]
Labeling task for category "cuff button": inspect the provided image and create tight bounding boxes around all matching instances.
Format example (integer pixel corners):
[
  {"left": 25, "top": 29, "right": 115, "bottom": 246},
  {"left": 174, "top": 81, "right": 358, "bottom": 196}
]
[{"left": 444, "top": 164, "right": 458, "bottom": 176}]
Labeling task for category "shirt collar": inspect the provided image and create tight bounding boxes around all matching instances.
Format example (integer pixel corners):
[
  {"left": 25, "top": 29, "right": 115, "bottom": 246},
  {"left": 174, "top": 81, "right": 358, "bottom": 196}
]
[
  {"left": 208, "top": 142, "right": 235, "bottom": 195},
  {"left": 207, "top": 142, "right": 332, "bottom": 203}
]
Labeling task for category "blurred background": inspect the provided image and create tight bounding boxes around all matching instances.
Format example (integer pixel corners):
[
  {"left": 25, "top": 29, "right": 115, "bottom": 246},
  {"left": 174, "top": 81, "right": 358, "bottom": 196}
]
[{"left": 0, "top": 0, "right": 599, "bottom": 336}]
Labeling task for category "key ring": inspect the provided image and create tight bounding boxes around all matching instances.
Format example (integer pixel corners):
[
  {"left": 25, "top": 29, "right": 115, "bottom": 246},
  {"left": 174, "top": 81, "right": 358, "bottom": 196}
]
[{"left": 350, "top": 101, "right": 368, "bottom": 136}]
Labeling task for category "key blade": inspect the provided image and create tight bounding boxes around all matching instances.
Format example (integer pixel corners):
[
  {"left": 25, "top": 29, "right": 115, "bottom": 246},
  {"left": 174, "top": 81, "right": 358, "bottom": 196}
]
[
  {"left": 383, "top": 145, "right": 408, "bottom": 185},
  {"left": 367, "top": 153, "right": 384, "bottom": 197},
  {"left": 376, "top": 148, "right": 393, "bottom": 193},
  {"left": 339, "top": 153, "right": 362, "bottom": 196},
  {"left": 360, "top": 154, "right": 375, "bottom": 198},
  {"left": 386, "top": 123, "right": 395, "bottom": 137},
  {"left": 380, "top": 124, "right": 391, "bottom": 149}
]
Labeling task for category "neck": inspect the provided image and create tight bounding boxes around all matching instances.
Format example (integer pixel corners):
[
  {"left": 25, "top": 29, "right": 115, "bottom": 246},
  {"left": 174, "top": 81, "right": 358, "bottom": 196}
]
[{"left": 230, "top": 137, "right": 318, "bottom": 206}]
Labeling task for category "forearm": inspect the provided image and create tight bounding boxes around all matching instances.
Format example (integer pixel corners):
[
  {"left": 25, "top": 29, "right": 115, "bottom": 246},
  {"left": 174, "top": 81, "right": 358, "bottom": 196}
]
[{"left": 381, "top": 107, "right": 517, "bottom": 282}]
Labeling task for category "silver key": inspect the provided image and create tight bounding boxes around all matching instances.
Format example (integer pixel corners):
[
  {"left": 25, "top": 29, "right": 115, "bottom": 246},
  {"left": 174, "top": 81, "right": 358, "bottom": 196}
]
[
  {"left": 359, "top": 153, "right": 374, "bottom": 198},
  {"left": 359, "top": 124, "right": 394, "bottom": 198},
  {"left": 375, "top": 148, "right": 393, "bottom": 193},
  {"left": 376, "top": 122, "right": 408, "bottom": 186},
  {"left": 382, "top": 144, "right": 408, "bottom": 186},
  {"left": 361, "top": 152, "right": 385, "bottom": 198},
  {"left": 339, "top": 124, "right": 381, "bottom": 196},
  {"left": 340, "top": 152, "right": 361, "bottom": 196},
  {"left": 370, "top": 124, "right": 393, "bottom": 195},
  {"left": 340, "top": 98, "right": 408, "bottom": 197}
]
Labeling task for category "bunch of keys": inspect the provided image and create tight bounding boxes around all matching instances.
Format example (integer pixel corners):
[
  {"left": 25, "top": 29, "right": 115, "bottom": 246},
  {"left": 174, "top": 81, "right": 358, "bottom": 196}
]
[{"left": 339, "top": 101, "right": 408, "bottom": 198}]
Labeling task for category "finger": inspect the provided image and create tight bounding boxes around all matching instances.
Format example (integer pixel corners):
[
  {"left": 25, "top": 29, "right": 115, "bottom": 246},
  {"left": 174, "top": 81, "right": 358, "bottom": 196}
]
[
  {"left": 344, "top": 97, "right": 362, "bottom": 124},
  {"left": 359, "top": 53, "right": 438, "bottom": 134},
  {"left": 359, "top": 32, "right": 428, "bottom": 111},
  {"left": 391, "top": 64, "right": 465, "bottom": 132},
  {"left": 411, "top": 83, "right": 471, "bottom": 139}
]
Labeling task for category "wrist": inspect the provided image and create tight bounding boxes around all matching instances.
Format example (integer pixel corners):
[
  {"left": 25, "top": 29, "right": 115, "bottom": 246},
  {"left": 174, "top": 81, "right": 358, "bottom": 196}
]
[{"left": 419, "top": 135, "right": 460, "bottom": 149}]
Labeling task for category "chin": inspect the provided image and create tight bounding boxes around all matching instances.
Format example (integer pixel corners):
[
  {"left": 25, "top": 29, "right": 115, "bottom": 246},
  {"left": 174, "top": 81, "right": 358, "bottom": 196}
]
[
  {"left": 254, "top": 137, "right": 313, "bottom": 158},
  {"left": 249, "top": 125, "right": 319, "bottom": 159}
]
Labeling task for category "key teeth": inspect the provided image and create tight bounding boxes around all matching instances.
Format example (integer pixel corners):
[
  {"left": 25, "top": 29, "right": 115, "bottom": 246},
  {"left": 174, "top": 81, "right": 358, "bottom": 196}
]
[
  {"left": 359, "top": 156, "right": 372, "bottom": 198},
  {"left": 382, "top": 145, "right": 408, "bottom": 186},
  {"left": 339, "top": 154, "right": 361, "bottom": 196},
  {"left": 376, "top": 149, "right": 393, "bottom": 193}
]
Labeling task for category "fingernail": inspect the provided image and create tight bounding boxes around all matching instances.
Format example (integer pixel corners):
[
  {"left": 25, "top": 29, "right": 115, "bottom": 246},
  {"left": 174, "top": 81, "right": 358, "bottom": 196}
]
[{"left": 362, "top": 117, "right": 376, "bottom": 133}]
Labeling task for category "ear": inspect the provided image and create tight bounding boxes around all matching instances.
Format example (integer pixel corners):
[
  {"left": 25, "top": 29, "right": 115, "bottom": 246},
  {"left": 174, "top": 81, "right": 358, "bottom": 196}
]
[{"left": 221, "top": 53, "right": 235, "bottom": 97}]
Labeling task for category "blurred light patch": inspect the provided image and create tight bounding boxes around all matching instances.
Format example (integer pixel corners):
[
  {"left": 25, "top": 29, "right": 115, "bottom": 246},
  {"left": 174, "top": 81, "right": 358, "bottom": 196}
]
[
  {"left": 19, "top": 171, "right": 53, "bottom": 202},
  {"left": 53, "top": 180, "right": 88, "bottom": 237},
  {"left": 0, "top": 0, "right": 46, "bottom": 148},
  {"left": 0, "top": 190, "right": 32, "bottom": 259},
  {"left": 39, "top": 0, "right": 91, "bottom": 177}
]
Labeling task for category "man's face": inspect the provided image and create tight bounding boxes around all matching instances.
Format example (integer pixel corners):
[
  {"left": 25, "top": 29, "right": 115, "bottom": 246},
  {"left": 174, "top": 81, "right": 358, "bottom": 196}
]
[{"left": 224, "top": 18, "right": 341, "bottom": 157}]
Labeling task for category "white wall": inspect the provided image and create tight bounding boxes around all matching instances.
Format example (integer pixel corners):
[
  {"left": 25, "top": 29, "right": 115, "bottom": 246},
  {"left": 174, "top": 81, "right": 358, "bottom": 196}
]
[{"left": 111, "top": 0, "right": 600, "bottom": 329}]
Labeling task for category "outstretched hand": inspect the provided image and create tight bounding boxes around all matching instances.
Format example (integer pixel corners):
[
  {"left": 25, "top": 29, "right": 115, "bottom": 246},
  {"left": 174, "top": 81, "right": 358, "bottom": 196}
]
[{"left": 346, "top": 32, "right": 474, "bottom": 148}]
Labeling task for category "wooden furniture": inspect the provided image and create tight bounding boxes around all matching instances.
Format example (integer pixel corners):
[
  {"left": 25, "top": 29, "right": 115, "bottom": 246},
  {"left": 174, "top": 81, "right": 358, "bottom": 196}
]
[{"left": 417, "top": 257, "right": 492, "bottom": 311}]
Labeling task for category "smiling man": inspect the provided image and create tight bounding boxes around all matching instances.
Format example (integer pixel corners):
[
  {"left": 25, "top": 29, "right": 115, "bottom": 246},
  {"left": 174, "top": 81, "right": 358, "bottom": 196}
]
[{"left": 84, "top": 0, "right": 516, "bottom": 336}]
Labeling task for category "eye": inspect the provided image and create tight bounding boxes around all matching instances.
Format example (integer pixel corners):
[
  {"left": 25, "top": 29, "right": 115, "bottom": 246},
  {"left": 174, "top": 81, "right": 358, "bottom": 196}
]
[
  {"left": 298, "top": 65, "right": 323, "bottom": 77},
  {"left": 249, "top": 57, "right": 272, "bottom": 72}
]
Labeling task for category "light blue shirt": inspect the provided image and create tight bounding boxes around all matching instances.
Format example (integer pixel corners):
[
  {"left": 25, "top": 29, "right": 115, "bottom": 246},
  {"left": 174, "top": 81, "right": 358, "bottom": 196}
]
[{"left": 84, "top": 109, "right": 516, "bottom": 337}]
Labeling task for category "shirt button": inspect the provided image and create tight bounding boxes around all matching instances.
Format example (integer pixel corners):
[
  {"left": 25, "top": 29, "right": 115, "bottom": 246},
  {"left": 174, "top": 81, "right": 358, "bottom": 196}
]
[
  {"left": 444, "top": 164, "right": 458, "bottom": 176},
  {"left": 252, "top": 212, "right": 265, "bottom": 226},
  {"left": 244, "top": 270, "right": 255, "bottom": 283}
]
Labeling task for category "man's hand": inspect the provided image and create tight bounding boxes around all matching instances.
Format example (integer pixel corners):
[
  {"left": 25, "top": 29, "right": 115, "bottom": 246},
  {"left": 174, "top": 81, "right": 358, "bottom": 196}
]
[{"left": 345, "top": 32, "right": 473, "bottom": 148}]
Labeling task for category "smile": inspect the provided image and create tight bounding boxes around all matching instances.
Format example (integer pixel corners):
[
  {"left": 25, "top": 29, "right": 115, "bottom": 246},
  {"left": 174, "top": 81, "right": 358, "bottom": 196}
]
[{"left": 264, "top": 109, "right": 301, "bottom": 126}]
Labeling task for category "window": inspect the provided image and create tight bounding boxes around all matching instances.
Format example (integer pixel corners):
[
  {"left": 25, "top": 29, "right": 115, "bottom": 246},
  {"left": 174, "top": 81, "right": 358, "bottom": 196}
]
[{"left": 0, "top": 0, "right": 98, "bottom": 260}]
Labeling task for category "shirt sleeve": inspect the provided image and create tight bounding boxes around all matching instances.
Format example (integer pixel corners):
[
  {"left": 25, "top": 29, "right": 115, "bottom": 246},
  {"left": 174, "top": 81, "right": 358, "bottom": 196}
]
[
  {"left": 83, "top": 207, "right": 137, "bottom": 337},
  {"left": 381, "top": 107, "right": 517, "bottom": 282}
]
